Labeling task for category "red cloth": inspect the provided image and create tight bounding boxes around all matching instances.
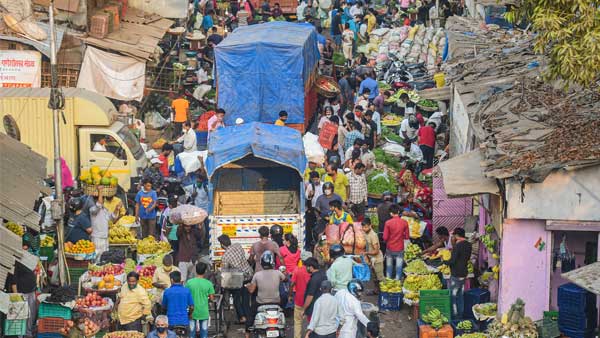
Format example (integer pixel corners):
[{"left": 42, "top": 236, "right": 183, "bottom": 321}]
[
  {"left": 383, "top": 216, "right": 410, "bottom": 251},
  {"left": 280, "top": 246, "right": 301, "bottom": 275},
  {"left": 158, "top": 154, "right": 169, "bottom": 177},
  {"left": 418, "top": 125, "right": 436, "bottom": 147},
  {"left": 291, "top": 266, "right": 311, "bottom": 306}
]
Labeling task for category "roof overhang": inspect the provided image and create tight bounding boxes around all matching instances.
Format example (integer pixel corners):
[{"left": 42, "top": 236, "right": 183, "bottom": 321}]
[{"left": 438, "top": 150, "right": 499, "bottom": 197}]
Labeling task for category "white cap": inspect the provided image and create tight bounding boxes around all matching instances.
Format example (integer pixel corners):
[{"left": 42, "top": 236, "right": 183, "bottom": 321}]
[
  {"left": 151, "top": 158, "right": 163, "bottom": 165},
  {"left": 235, "top": 118, "right": 244, "bottom": 125}
]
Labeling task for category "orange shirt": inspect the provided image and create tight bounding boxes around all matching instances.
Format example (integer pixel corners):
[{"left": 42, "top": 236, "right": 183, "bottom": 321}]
[{"left": 172, "top": 98, "right": 190, "bottom": 123}]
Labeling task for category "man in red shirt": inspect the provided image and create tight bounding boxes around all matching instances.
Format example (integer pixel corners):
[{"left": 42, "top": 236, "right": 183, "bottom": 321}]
[
  {"left": 158, "top": 144, "right": 173, "bottom": 177},
  {"left": 383, "top": 204, "right": 410, "bottom": 280},
  {"left": 418, "top": 121, "right": 437, "bottom": 169},
  {"left": 290, "top": 256, "right": 311, "bottom": 338}
]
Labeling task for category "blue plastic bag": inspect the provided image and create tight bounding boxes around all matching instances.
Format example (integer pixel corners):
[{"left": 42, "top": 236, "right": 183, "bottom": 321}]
[{"left": 353, "top": 256, "right": 371, "bottom": 282}]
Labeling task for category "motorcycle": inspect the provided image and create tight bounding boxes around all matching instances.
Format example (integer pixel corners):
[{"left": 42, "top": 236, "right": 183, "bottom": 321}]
[
  {"left": 172, "top": 325, "right": 189, "bottom": 338},
  {"left": 250, "top": 305, "right": 286, "bottom": 338}
]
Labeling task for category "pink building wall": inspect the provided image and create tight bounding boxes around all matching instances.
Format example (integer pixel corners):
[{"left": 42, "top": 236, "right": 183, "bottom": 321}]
[{"left": 499, "top": 219, "right": 551, "bottom": 320}]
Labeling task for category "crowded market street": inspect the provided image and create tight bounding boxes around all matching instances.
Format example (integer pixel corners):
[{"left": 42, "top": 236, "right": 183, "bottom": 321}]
[{"left": 1, "top": 1, "right": 600, "bottom": 338}]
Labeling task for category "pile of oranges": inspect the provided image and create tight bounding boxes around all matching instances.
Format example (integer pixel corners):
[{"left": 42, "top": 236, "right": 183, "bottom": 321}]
[
  {"left": 97, "top": 275, "right": 122, "bottom": 290},
  {"left": 65, "top": 240, "right": 95, "bottom": 254}
]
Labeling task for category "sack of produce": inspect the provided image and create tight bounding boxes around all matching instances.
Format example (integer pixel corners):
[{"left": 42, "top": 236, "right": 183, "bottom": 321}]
[
  {"left": 177, "top": 150, "right": 208, "bottom": 174},
  {"left": 144, "top": 111, "right": 168, "bottom": 130},
  {"left": 303, "top": 132, "right": 326, "bottom": 164},
  {"left": 170, "top": 204, "right": 208, "bottom": 225},
  {"left": 339, "top": 222, "right": 366, "bottom": 255}
]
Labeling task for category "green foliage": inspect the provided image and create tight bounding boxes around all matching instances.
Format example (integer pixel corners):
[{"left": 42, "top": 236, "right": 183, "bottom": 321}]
[{"left": 505, "top": 0, "right": 600, "bottom": 87}]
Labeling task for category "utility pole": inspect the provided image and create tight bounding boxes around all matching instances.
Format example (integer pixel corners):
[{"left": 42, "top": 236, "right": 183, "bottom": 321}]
[{"left": 48, "top": 0, "right": 67, "bottom": 286}]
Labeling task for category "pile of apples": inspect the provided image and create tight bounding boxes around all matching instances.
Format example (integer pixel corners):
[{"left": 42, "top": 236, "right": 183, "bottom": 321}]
[
  {"left": 139, "top": 265, "right": 156, "bottom": 277},
  {"left": 89, "top": 264, "right": 124, "bottom": 277},
  {"left": 58, "top": 320, "right": 75, "bottom": 336},
  {"left": 75, "top": 292, "right": 108, "bottom": 308},
  {"left": 58, "top": 318, "right": 99, "bottom": 336}
]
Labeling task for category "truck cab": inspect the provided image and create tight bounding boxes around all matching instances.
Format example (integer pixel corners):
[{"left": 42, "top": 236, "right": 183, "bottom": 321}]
[{"left": 206, "top": 122, "right": 307, "bottom": 262}]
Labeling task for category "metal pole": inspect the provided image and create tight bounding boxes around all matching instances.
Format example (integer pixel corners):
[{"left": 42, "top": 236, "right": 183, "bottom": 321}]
[{"left": 49, "top": 0, "right": 67, "bottom": 286}]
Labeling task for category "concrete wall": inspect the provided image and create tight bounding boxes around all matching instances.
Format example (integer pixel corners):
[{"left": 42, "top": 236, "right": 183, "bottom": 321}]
[
  {"left": 499, "top": 219, "right": 551, "bottom": 320},
  {"left": 506, "top": 165, "right": 600, "bottom": 222}
]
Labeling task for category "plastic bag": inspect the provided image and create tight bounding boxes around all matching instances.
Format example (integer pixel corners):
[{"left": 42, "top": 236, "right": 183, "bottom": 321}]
[
  {"left": 177, "top": 150, "right": 208, "bottom": 174},
  {"left": 145, "top": 111, "right": 169, "bottom": 129},
  {"left": 170, "top": 204, "right": 208, "bottom": 225},
  {"left": 353, "top": 256, "right": 371, "bottom": 282},
  {"left": 303, "top": 132, "right": 326, "bottom": 164},
  {"left": 339, "top": 222, "right": 366, "bottom": 255},
  {"left": 193, "top": 84, "right": 212, "bottom": 100}
]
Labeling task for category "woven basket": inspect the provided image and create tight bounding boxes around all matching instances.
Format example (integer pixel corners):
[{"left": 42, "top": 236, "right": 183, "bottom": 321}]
[
  {"left": 417, "top": 103, "right": 438, "bottom": 112},
  {"left": 315, "top": 76, "right": 340, "bottom": 98},
  {"left": 82, "top": 184, "right": 117, "bottom": 197}
]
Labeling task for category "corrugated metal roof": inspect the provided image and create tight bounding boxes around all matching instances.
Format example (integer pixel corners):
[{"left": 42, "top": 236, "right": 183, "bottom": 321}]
[
  {"left": 562, "top": 262, "right": 600, "bottom": 295},
  {"left": 0, "top": 22, "right": 65, "bottom": 58},
  {"left": 0, "top": 87, "right": 116, "bottom": 115}
]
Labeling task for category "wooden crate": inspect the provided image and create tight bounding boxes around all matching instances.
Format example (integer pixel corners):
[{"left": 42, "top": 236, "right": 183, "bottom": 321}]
[
  {"left": 90, "top": 14, "right": 110, "bottom": 38},
  {"left": 214, "top": 191, "right": 299, "bottom": 215}
]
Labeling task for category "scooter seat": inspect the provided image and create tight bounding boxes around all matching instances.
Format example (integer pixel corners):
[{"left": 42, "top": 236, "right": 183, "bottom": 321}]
[{"left": 257, "top": 304, "right": 282, "bottom": 312}]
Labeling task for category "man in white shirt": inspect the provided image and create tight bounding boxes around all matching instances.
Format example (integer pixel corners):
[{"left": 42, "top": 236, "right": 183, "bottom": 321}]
[
  {"left": 402, "top": 139, "right": 424, "bottom": 163},
  {"left": 174, "top": 121, "right": 197, "bottom": 153},
  {"left": 93, "top": 137, "right": 108, "bottom": 152},
  {"left": 297, "top": 0, "right": 307, "bottom": 21},
  {"left": 90, "top": 187, "right": 121, "bottom": 257},
  {"left": 305, "top": 280, "right": 342, "bottom": 338},
  {"left": 305, "top": 171, "right": 324, "bottom": 209},
  {"left": 336, "top": 280, "right": 370, "bottom": 338},
  {"left": 399, "top": 114, "right": 419, "bottom": 143},
  {"left": 349, "top": 2, "right": 363, "bottom": 17}
]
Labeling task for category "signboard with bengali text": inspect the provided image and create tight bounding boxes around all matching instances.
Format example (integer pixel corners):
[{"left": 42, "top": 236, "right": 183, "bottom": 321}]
[{"left": 0, "top": 50, "right": 42, "bottom": 88}]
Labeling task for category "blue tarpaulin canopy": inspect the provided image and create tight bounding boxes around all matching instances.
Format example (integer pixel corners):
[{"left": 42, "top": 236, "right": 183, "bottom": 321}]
[
  {"left": 215, "top": 22, "right": 320, "bottom": 125},
  {"left": 206, "top": 122, "right": 307, "bottom": 179}
]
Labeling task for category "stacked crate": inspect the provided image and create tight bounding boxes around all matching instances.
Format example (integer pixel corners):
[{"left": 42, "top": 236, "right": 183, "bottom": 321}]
[{"left": 557, "top": 283, "right": 598, "bottom": 338}]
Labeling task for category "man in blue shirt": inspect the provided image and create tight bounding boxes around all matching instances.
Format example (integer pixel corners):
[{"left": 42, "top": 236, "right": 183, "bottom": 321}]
[
  {"left": 146, "top": 315, "right": 177, "bottom": 338},
  {"left": 359, "top": 72, "right": 379, "bottom": 100},
  {"left": 162, "top": 271, "right": 194, "bottom": 331},
  {"left": 135, "top": 178, "right": 158, "bottom": 238}
]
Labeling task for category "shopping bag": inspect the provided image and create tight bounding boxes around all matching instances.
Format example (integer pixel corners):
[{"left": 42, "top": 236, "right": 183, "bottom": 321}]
[{"left": 352, "top": 256, "right": 371, "bottom": 282}]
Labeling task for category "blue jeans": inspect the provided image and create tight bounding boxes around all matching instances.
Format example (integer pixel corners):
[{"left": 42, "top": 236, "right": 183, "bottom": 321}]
[
  {"left": 332, "top": 34, "right": 342, "bottom": 46},
  {"left": 449, "top": 277, "right": 466, "bottom": 319},
  {"left": 190, "top": 319, "right": 209, "bottom": 338},
  {"left": 385, "top": 250, "right": 404, "bottom": 280}
]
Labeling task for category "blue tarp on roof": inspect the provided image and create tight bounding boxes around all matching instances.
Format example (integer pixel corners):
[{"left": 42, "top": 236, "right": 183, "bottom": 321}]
[
  {"left": 215, "top": 22, "right": 320, "bottom": 126},
  {"left": 206, "top": 122, "right": 307, "bottom": 178}
]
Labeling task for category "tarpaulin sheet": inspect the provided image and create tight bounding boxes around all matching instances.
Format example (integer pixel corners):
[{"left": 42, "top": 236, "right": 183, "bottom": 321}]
[
  {"left": 206, "top": 122, "right": 307, "bottom": 179},
  {"left": 77, "top": 46, "right": 146, "bottom": 101},
  {"left": 215, "top": 22, "right": 320, "bottom": 125}
]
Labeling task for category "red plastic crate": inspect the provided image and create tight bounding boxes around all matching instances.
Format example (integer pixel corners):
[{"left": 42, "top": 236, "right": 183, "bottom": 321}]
[
  {"left": 38, "top": 317, "right": 66, "bottom": 333},
  {"left": 90, "top": 14, "right": 109, "bottom": 39}
]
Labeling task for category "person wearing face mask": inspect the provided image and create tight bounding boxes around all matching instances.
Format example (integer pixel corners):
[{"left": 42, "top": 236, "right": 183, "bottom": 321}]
[
  {"left": 117, "top": 271, "right": 152, "bottom": 331},
  {"left": 318, "top": 106, "right": 335, "bottom": 131},
  {"left": 400, "top": 114, "right": 420, "bottom": 144},
  {"left": 172, "top": 121, "right": 197, "bottom": 153},
  {"left": 147, "top": 315, "right": 177, "bottom": 338},
  {"left": 314, "top": 182, "right": 343, "bottom": 233},
  {"left": 152, "top": 254, "right": 180, "bottom": 304},
  {"left": 304, "top": 161, "right": 327, "bottom": 182}
]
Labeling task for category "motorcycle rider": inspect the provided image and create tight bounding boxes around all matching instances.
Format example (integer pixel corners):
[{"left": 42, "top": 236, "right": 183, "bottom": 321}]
[
  {"left": 245, "top": 251, "right": 286, "bottom": 338},
  {"left": 336, "top": 280, "right": 370, "bottom": 338},
  {"left": 326, "top": 245, "right": 354, "bottom": 291},
  {"left": 270, "top": 224, "right": 284, "bottom": 248},
  {"left": 249, "top": 226, "right": 285, "bottom": 272}
]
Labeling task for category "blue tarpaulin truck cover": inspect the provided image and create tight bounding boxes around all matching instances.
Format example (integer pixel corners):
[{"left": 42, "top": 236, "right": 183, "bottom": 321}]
[
  {"left": 206, "top": 122, "right": 307, "bottom": 179},
  {"left": 215, "top": 22, "right": 320, "bottom": 126}
]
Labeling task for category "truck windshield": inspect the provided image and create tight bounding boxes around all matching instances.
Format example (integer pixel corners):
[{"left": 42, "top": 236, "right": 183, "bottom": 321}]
[{"left": 118, "top": 126, "right": 144, "bottom": 160}]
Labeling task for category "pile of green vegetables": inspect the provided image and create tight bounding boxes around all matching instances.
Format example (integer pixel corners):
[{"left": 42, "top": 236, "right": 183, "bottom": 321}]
[
  {"left": 381, "top": 126, "right": 404, "bottom": 144},
  {"left": 378, "top": 81, "right": 391, "bottom": 91},
  {"left": 333, "top": 52, "right": 346, "bottom": 65},
  {"left": 367, "top": 170, "right": 397, "bottom": 195},
  {"left": 418, "top": 99, "right": 438, "bottom": 108},
  {"left": 374, "top": 148, "right": 401, "bottom": 171},
  {"left": 385, "top": 89, "right": 420, "bottom": 103}
]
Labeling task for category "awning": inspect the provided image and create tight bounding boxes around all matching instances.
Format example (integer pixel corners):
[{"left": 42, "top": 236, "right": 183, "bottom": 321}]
[
  {"left": 438, "top": 150, "right": 499, "bottom": 197},
  {"left": 81, "top": 10, "right": 173, "bottom": 61},
  {"left": 0, "top": 22, "right": 65, "bottom": 58},
  {"left": 0, "top": 133, "right": 48, "bottom": 231},
  {"left": 206, "top": 122, "right": 307, "bottom": 179},
  {"left": 562, "top": 262, "right": 600, "bottom": 295}
]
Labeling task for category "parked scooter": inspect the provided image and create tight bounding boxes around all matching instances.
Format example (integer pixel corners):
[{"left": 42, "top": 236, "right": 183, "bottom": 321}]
[{"left": 250, "top": 304, "right": 286, "bottom": 338}]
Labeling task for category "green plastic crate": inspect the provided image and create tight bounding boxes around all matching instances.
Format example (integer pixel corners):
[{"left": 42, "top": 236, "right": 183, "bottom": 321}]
[
  {"left": 39, "top": 247, "right": 55, "bottom": 262},
  {"left": 419, "top": 289, "right": 452, "bottom": 321},
  {"left": 535, "top": 311, "right": 560, "bottom": 338},
  {"left": 38, "top": 302, "right": 72, "bottom": 319},
  {"left": 4, "top": 319, "right": 27, "bottom": 336},
  {"left": 69, "top": 267, "right": 87, "bottom": 286}
]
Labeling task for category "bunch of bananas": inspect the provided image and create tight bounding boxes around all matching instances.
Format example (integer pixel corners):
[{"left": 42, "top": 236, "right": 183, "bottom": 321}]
[
  {"left": 404, "top": 291, "right": 419, "bottom": 301},
  {"left": 492, "top": 265, "right": 500, "bottom": 280},
  {"left": 481, "top": 234, "right": 496, "bottom": 253},
  {"left": 439, "top": 264, "right": 450, "bottom": 275},
  {"left": 403, "top": 274, "right": 442, "bottom": 293},
  {"left": 137, "top": 236, "right": 171, "bottom": 255},
  {"left": 379, "top": 279, "right": 402, "bottom": 293},
  {"left": 5, "top": 221, "right": 24, "bottom": 236},
  {"left": 404, "top": 259, "right": 430, "bottom": 275},
  {"left": 422, "top": 308, "right": 448, "bottom": 330},
  {"left": 116, "top": 216, "right": 136, "bottom": 227},
  {"left": 109, "top": 224, "right": 137, "bottom": 244},
  {"left": 405, "top": 243, "right": 422, "bottom": 261},
  {"left": 456, "top": 334, "right": 486, "bottom": 338},
  {"left": 456, "top": 320, "right": 473, "bottom": 330},
  {"left": 41, "top": 236, "right": 55, "bottom": 247}
]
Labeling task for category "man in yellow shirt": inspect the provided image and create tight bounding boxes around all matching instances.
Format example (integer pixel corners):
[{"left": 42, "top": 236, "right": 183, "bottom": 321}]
[
  {"left": 103, "top": 195, "right": 126, "bottom": 221},
  {"left": 117, "top": 271, "right": 152, "bottom": 331},
  {"left": 171, "top": 93, "right": 190, "bottom": 138},
  {"left": 323, "top": 164, "right": 349, "bottom": 202},
  {"left": 152, "top": 254, "right": 180, "bottom": 304},
  {"left": 365, "top": 9, "right": 377, "bottom": 33},
  {"left": 274, "top": 110, "right": 288, "bottom": 126},
  {"left": 303, "top": 161, "right": 326, "bottom": 182}
]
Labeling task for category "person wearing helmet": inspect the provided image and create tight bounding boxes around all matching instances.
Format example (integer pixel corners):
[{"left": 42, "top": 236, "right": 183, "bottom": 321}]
[
  {"left": 270, "top": 224, "right": 284, "bottom": 247},
  {"left": 335, "top": 280, "right": 370, "bottom": 338},
  {"left": 314, "top": 182, "right": 343, "bottom": 231},
  {"left": 245, "top": 251, "right": 286, "bottom": 338},
  {"left": 66, "top": 196, "right": 92, "bottom": 244},
  {"left": 305, "top": 280, "right": 341, "bottom": 338},
  {"left": 249, "top": 226, "right": 285, "bottom": 272},
  {"left": 326, "top": 244, "right": 354, "bottom": 291}
]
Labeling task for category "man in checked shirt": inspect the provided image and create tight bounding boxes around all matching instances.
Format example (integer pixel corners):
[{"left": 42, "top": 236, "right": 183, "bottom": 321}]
[
  {"left": 218, "top": 234, "right": 254, "bottom": 324},
  {"left": 347, "top": 162, "right": 368, "bottom": 221}
]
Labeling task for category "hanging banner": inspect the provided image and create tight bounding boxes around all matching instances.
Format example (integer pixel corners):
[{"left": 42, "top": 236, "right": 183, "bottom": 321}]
[{"left": 0, "top": 50, "right": 42, "bottom": 88}]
